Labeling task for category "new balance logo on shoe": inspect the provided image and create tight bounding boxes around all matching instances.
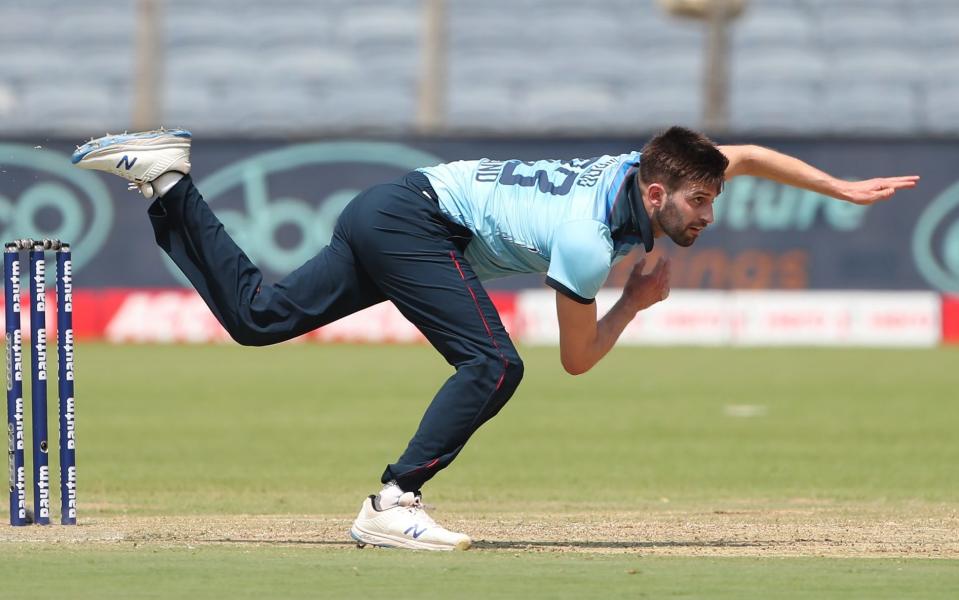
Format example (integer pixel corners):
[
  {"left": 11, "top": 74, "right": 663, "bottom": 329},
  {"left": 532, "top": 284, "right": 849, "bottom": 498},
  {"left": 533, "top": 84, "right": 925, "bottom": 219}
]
[
  {"left": 116, "top": 155, "right": 137, "bottom": 170},
  {"left": 404, "top": 525, "right": 428, "bottom": 539}
]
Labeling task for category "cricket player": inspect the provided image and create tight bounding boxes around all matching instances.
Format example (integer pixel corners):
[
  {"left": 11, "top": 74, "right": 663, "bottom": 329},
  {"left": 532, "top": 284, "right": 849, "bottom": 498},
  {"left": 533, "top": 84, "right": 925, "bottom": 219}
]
[{"left": 72, "top": 127, "right": 917, "bottom": 550}]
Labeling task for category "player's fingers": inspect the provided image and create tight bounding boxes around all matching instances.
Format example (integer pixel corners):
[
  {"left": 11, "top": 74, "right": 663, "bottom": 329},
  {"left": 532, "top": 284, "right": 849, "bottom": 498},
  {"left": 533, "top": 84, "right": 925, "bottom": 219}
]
[
  {"left": 633, "top": 257, "right": 647, "bottom": 275},
  {"left": 651, "top": 256, "right": 667, "bottom": 274},
  {"left": 886, "top": 178, "right": 918, "bottom": 190},
  {"left": 873, "top": 187, "right": 896, "bottom": 202},
  {"left": 652, "top": 266, "right": 669, "bottom": 300},
  {"left": 659, "top": 257, "right": 671, "bottom": 282},
  {"left": 859, "top": 190, "right": 891, "bottom": 203}
]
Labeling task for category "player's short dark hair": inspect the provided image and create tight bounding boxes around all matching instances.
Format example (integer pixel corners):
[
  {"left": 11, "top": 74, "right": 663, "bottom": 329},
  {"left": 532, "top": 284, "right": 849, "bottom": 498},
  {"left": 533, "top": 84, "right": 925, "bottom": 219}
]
[{"left": 639, "top": 126, "right": 728, "bottom": 193}]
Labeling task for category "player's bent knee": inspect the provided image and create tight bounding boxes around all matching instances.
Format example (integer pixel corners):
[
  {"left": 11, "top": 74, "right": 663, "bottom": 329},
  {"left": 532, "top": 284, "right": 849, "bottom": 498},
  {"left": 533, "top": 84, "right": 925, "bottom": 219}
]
[
  {"left": 225, "top": 322, "right": 278, "bottom": 347},
  {"left": 460, "top": 352, "right": 523, "bottom": 392},
  {"left": 229, "top": 330, "right": 270, "bottom": 347},
  {"left": 499, "top": 355, "right": 525, "bottom": 392}
]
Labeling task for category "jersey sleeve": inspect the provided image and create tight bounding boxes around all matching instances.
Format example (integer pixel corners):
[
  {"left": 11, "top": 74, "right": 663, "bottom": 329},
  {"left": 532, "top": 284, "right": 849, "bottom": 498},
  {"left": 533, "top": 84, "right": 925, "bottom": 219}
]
[{"left": 545, "top": 220, "right": 614, "bottom": 304}]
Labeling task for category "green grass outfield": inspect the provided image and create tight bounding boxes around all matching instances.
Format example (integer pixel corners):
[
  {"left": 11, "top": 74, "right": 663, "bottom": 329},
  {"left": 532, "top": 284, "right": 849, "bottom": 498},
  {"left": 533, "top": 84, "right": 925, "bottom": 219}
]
[
  {"left": 2, "top": 343, "right": 958, "bottom": 598},
  {"left": 3, "top": 546, "right": 958, "bottom": 600}
]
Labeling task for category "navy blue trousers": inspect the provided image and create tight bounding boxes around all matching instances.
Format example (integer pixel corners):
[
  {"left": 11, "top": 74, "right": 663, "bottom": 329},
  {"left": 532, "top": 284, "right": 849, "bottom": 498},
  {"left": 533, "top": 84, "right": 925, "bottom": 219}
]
[{"left": 148, "top": 171, "right": 524, "bottom": 491}]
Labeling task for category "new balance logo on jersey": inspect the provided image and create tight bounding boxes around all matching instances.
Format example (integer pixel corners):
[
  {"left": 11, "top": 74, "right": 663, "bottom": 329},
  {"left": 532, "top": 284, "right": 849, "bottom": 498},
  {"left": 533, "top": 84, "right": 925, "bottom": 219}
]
[{"left": 116, "top": 155, "right": 137, "bottom": 170}]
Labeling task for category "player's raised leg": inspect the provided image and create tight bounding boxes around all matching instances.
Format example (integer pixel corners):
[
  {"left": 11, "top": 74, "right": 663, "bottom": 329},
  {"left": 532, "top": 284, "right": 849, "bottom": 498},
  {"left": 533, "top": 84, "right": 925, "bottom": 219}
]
[{"left": 73, "top": 130, "right": 387, "bottom": 345}]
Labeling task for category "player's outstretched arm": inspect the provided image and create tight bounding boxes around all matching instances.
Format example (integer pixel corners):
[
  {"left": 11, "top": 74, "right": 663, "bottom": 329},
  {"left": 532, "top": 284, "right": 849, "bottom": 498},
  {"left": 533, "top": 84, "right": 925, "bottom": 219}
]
[
  {"left": 719, "top": 145, "right": 919, "bottom": 205},
  {"left": 556, "top": 258, "right": 670, "bottom": 375}
]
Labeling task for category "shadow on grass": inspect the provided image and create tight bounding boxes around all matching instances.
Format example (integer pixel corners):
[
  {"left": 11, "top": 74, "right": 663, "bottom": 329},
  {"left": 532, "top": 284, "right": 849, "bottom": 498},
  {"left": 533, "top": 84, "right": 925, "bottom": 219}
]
[
  {"left": 204, "top": 539, "right": 357, "bottom": 546},
  {"left": 473, "top": 540, "right": 771, "bottom": 550},
  {"left": 199, "top": 538, "right": 772, "bottom": 550}
]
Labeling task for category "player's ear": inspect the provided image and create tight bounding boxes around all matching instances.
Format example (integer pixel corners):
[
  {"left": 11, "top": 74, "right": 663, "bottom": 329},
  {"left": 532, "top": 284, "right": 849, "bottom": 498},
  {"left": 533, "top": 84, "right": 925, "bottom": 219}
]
[{"left": 646, "top": 183, "right": 667, "bottom": 209}]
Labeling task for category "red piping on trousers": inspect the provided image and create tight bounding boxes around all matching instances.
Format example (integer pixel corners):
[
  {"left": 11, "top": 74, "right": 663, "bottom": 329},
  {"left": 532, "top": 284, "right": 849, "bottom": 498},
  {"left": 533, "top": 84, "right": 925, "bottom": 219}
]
[
  {"left": 398, "top": 457, "right": 441, "bottom": 481},
  {"left": 449, "top": 251, "right": 508, "bottom": 392}
]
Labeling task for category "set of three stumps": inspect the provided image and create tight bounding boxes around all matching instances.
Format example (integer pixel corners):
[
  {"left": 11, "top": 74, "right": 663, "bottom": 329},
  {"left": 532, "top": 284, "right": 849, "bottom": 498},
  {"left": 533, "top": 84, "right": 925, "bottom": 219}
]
[{"left": 5, "top": 238, "right": 76, "bottom": 526}]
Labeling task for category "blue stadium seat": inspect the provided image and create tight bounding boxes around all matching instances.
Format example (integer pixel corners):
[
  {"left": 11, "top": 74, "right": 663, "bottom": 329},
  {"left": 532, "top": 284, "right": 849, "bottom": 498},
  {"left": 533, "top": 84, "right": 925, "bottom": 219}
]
[
  {"left": 815, "top": 9, "right": 914, "bottom": 51},
  {"left": 632, "top": 52, "right": 703, "bottom": 86},
  {"left": 230, "top": 86, "right": 331, "bottom": 132},
  {"left": 447, "top": 86, "right": 517, "bottom": 131},
  {"left": 50, "top": 9, "right": 135, "bottom": 47},
  {"left": 921, "top": 54, "right": 959, "bottom": 87},
  {"left": 166, "top": 47, "right": 270, "bottom": 85},
  {"left": 163, "top": 86, "right": 224, "bottom": 130},
  {"left": 163, "top": 3, "right": 254, "bottom": 48},
  {"left": 550, "top": 47, "right": 668, "bottom": 83},
  {"left": 449, "top": 12, "right": 533, "bottom": 49},
  {"left": 730, "top": 83, "right": 826, "bottom": 134},
  {"left": 522, "top": 85, "right": 619, "bottom": 130},
  {"left": 732, "top": 48, "right": 826, "bottom": 86},
  {"left": 518, "top": 10, "right": 630, "bottom": 49},
  {"left": 0, "top": 47, "right": 72, "bottom": 83},
  {"left": 631, "top": 10, "right": 703, "bottom": 47},
  {"left": 255, "top": 12, "right": 336, "bottom": 48},
  {"left": 920, "top": 50, "right": 959, "bottom": 133},
  {"left": 826, "top": 50, "right": 923, "bottom": 87},
  {"left": 823, "top": 84, "right": 918, "bottom": 134},
  {"left": 339, "top": 6, "right": 420, "bottom": 46},
  {"left": 449, "top": 48, "right": 556, "bottom": 86},
  {"left": 63, "top": 47, "right": 136, "bottom": 85},
  {"left": 924, "top": 83, "right": 959, "bottom": 133},
  {"left": 21, "top": 84, "right": 131, "bottom": 134},
  {"left": 913, "top": 0, "right": 959, "bottom": 22},
  {"left": 806, "top": 0, "right": 910, "bottom": 13},
  {"left": 623, "top": 84, "right": 702, "bottom": 131},
  {"left": 732, "top": 6, "right": 815, "bottom": 50},
  {"left": 0, "top": 6, "right": 56, "bottom": 43},
  {"left": 262, "top": 47, "right": 359, "bottom": 84},
  {"left": 321, "top": 83, "right": 416, "bottom": 129},
  {"left": 350, "top": 43, "right": 420, "bottom": 83},
  {"left": 914, "top": 12, "right": 959, "bottom": 52},
  {"left": 166, "top": 81, "right": 355, "bottom": 134}
]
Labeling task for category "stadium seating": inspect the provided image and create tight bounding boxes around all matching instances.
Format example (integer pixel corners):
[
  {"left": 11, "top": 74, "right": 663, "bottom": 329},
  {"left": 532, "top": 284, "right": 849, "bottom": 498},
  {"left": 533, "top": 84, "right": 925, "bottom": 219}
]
[
  {"left": 823, "top": 84, "right": 919, "bottom": 134},
  {"left": 0, "top": 0, "right": 955, "bottom": 135},
  {"left": 730, "top": 83, "right": 826, "bottom": 134}
]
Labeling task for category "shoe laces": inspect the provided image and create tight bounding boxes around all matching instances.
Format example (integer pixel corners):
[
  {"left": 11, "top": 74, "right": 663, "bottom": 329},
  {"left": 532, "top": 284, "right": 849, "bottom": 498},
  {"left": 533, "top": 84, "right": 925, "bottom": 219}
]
[
  {"left": 127, "top": 182, "right": 155, "bottom": 198},
  {"left": 397, "top": 492, "right": 438, "bottom": 527}
]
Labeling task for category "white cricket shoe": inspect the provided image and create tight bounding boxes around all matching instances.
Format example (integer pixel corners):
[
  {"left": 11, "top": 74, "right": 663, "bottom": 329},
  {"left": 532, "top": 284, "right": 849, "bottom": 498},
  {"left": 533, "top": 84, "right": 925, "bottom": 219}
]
[
  {"left": 350, "top": 491, "right": 472, "bottom": 551},
  {"left": 72, "top": 129, "right": 192, "bottom": 196}
]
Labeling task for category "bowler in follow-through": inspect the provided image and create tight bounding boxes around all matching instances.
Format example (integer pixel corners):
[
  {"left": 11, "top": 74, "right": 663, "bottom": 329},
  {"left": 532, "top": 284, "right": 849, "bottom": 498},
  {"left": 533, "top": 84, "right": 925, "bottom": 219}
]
[{"left": 72, "top": 127, "right": 917, "bottom": 550}]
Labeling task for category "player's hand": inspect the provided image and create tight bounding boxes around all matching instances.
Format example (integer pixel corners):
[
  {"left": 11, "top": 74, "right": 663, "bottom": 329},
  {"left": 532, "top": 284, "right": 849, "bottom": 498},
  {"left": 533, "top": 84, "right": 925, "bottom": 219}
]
[
  {"left": 622, "top": 257, "right": 671, "bottom": 313},
  {"left": 836, "top": 176, "right": 920, "bottom": 205}
]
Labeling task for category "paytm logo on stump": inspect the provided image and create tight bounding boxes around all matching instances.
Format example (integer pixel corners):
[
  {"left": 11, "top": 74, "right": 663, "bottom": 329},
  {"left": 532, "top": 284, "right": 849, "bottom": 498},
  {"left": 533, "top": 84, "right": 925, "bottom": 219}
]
[
  {"left": 165, "top": 142, "right": 443, "bottom": 284},
  {"left": 0, "top": 144, "right": 113, "bottom": 278}
]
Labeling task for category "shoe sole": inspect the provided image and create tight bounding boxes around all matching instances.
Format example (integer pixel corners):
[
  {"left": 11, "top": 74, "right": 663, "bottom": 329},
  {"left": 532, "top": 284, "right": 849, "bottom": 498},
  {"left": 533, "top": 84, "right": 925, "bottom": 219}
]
[
  {"left": 72, "top": 129, "right": 192, "bottom": 164},
  {"left": 349, "top": 526, "right": 471, "bottom": 551}
]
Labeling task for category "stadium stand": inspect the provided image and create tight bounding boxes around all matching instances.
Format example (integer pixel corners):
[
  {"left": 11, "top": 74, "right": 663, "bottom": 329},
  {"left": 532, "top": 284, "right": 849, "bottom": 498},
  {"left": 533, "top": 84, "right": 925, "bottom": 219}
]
[{"left": 0, "top": 0, "right": 955, "bottom": 135}]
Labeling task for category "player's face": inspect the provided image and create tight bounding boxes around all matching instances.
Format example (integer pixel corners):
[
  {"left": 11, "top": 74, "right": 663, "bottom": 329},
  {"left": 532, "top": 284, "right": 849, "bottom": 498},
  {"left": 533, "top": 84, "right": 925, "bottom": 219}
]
[{"left": 655, "top": 183, "right": 718, "bottom": 247}]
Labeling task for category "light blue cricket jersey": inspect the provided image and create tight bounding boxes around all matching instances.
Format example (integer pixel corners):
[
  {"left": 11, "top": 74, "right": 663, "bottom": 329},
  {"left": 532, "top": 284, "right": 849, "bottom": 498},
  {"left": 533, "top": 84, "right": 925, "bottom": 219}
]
[{"left": 419, "top": 153, "right": 655, "bottom": 303}]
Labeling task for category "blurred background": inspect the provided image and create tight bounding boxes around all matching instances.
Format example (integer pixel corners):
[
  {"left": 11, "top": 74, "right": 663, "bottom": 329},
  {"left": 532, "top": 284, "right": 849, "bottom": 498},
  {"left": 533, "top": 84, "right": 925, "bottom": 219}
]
[
  {"left": 2, "top": 0, "right": 958, "bottom": 136},
  {"left": 1, "top": 0, "right": 957, "bottom": 346}
]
